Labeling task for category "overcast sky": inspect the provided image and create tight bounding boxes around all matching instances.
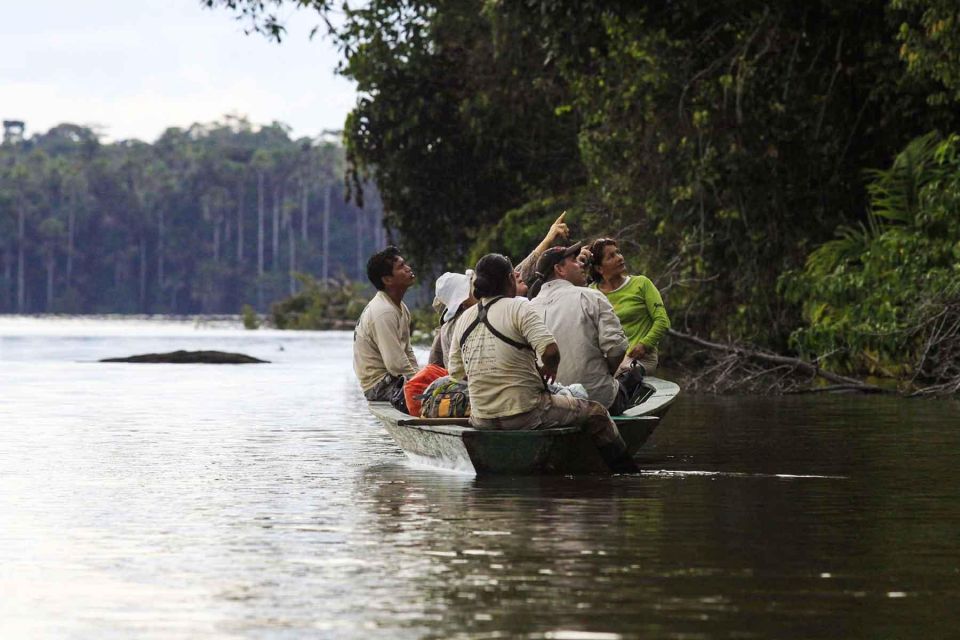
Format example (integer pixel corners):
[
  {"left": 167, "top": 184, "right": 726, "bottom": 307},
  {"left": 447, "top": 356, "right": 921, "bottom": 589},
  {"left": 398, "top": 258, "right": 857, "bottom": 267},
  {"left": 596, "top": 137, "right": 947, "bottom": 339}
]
[{"left": 0, "top": 0, "right": 356, "bottom": 142}]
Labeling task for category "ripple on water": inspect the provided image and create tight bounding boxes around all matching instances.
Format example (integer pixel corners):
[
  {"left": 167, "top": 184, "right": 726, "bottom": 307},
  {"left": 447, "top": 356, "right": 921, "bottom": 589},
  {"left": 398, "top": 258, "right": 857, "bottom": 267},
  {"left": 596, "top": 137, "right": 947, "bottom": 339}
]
[{"left": 2, "top": 318, "right": 960, "bottom": 639}]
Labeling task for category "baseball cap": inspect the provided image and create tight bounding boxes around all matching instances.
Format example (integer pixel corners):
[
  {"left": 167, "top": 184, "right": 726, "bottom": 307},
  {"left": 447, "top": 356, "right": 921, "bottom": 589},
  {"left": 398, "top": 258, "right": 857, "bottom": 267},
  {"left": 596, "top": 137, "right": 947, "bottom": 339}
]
[{"left": 534, "top": 241, "right": 584, "bottom": 279}]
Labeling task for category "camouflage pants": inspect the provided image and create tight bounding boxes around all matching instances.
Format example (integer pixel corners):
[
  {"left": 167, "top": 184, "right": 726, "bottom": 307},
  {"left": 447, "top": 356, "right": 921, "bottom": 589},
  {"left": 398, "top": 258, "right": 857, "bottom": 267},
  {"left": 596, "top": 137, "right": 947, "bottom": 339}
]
[
  {"left": 468, "top": 392, "right": 626, "bottom": 451},
  {"left": 363, "top": 373, "right": 404, "bottom": 402}
]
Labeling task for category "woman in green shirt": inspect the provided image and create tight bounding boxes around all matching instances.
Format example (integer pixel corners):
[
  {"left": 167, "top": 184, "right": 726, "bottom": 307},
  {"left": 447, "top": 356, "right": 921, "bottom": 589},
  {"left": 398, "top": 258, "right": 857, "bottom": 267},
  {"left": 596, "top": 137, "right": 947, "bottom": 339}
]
[{"left": 587, "top": 238, "right": 670, "bottom": 375}]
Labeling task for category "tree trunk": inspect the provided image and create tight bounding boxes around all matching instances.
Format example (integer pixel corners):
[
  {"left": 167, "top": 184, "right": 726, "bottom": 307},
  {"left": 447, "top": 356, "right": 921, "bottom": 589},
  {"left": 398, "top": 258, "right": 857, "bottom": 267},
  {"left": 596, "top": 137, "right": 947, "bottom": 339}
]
[
  {"left": 272, "top": 184, "right": 281, "bottom": 271},
  {"left": 257, "top": 172, "right": 265, "bottom": 277},
  {"left": 301, "top": 178, "right": 308, "bottom": 242},
  {"left": 2, "top": 250, "right": 11, "bottom": 311},
  {"left": 322, "top": 184, "right": 331, "bottom": 286},
  {"left": 139, "top": 234, "right": 147, "bottom": 312},
  {"left": 66, "top": 206, "right": 75, "bottom": 287},
  {"left": 213, "top": 220, "right": 221, "bottom": 263},
  {"left": 257, "top": 172, "right": 265, "bottom": 308},
  {"left": 17, "top": 203, "right": 25, "bottom": 313},
  {"left": 237, "top": 179, "right": 244, "bottom": 263},
  {"left": 355, "top": 206, "right": 364, "bottom": 281},
  {"left": 45, "top": 253, "right": 55, "bottom": 312},
  {"left": 288, "top": 212, "right": 296, "bottom": 295},
  {"left": 157, "top": 209, "right": 165, "bottom": 292},
  {"left": 376, "top": 205, "right": 386, "bottom": 248}
]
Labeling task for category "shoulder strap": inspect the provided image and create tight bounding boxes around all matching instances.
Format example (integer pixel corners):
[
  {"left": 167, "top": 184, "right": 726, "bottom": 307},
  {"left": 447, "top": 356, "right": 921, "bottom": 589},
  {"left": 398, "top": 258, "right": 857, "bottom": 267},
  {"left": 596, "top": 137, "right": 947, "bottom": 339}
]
[{"left": 458, "top": 297, "right": 533, "bottom": 352}]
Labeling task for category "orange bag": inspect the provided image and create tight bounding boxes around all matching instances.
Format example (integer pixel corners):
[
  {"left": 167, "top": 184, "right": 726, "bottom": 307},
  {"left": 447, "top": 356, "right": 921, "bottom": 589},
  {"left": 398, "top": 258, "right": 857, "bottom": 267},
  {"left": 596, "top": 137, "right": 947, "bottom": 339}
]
[{"left": 403, "top": 364, "right": 448, "bottom": 416}]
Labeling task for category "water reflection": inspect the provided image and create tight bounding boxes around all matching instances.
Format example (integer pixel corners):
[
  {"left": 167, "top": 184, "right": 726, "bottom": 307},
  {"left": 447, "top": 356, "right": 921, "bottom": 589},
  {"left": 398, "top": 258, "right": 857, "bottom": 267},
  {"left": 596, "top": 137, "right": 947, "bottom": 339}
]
[
  {"left": 2, "top": 318, "right": 959, "bottom": 638},
  {"left": 353, "top": 396, "right": 960, "bottom": 640}
]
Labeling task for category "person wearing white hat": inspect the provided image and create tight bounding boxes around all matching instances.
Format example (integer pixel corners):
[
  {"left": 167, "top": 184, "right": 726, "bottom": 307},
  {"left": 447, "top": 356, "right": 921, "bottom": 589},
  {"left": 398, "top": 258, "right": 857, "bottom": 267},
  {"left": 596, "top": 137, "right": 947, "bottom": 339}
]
[{"left": 427, "top": 269, "right": 476, "bottom": 368}]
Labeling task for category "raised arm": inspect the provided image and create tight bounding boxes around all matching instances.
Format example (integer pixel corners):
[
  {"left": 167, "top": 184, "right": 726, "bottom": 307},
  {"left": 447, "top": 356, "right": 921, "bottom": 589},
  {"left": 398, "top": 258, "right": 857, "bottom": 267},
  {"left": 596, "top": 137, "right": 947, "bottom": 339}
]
[{"left": 515, "top": 212, "right": 569, "bottom": 284}]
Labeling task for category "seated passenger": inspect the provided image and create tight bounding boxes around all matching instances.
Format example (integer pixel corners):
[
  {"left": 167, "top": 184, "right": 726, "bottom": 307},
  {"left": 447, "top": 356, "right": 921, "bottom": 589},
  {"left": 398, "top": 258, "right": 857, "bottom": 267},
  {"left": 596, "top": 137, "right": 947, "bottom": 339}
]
[
  {"left": 353, "top": 246, "right": 419, "bottom": 401},
  {"left": 427, "top": 270, "right": 476, "bottom": 368},
  {"left": 447, "top": 253, "right": 638, "bottom": 472},
  {"left": 587, "top": 238, "right": 671, "bottom": 376},
  {"left": 527, "top": 244, "right": 645, "bottom": 415},
  {"left": 405, "top": 270, "right": 476, "bottom": 415}
]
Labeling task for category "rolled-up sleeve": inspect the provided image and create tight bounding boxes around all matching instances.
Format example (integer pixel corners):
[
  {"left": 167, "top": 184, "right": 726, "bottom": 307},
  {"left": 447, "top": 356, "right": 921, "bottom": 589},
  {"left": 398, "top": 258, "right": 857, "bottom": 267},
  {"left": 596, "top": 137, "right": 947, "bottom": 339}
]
[
  {"left": 517, "top": 302, "right": 556, "bottom": 358},
  {"left": 514, "top": 247, "right": 544, "bottom": 285}
]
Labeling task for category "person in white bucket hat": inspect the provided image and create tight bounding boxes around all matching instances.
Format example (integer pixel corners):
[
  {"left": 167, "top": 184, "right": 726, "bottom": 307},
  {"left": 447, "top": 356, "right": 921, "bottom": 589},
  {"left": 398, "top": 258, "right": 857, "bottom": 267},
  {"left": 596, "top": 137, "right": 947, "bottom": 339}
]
[{"left": 427, "top": 269, "right": 476, "bottom": 367}]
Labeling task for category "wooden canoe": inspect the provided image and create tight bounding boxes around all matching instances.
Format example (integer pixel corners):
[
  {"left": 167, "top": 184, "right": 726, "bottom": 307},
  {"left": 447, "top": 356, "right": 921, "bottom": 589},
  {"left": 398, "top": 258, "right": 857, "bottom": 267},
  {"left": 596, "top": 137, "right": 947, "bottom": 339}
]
[
  {"left": 367, "top": 403, "right": 660, "bottom": 475},
  {"left": 622, "top": 376, "right": 681, "bottom": 418}
]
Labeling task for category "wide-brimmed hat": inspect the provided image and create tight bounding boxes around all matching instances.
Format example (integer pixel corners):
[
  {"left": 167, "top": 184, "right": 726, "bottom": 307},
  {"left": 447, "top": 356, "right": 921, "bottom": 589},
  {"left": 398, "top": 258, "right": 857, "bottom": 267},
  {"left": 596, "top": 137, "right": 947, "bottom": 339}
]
[
  {"left": 434, "top": 270, "right": 474, "bottom": 323},
  {"left": 534, "top": 241, "right": 584, "bottom": 279}
]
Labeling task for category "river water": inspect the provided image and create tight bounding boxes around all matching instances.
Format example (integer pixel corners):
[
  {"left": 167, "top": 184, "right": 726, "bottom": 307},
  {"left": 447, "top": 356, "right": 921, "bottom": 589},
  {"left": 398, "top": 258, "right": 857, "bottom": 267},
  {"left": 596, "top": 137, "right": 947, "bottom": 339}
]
[{"left": 1, "top": 316, "right": 958, "bottom": 639}]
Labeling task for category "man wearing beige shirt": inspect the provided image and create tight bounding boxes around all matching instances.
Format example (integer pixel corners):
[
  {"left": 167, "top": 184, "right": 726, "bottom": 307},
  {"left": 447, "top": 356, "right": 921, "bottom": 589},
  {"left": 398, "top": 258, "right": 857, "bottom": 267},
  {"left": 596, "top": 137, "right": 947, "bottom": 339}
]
[
  {"left": 447, "top": 253, "right": 638, "bottom": 473},
  {"left": 353, "top": 247, "right": 419, "bottom": 401},
  {"left": 527, "top": 244, "right": 646, "bottom": 415}
]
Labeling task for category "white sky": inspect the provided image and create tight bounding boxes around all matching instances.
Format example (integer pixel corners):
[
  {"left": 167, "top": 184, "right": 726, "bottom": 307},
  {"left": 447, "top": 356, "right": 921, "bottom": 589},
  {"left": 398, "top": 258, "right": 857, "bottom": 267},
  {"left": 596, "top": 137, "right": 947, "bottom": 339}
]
[{"left": 0, "top": 0, "right": 356, "bottom": 142}]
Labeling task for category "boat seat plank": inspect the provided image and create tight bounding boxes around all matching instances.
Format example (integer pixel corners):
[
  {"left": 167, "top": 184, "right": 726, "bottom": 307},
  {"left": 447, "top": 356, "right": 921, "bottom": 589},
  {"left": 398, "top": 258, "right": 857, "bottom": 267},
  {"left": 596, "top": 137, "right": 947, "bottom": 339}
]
[{"left": 398, "top": 417, "right": 472, "bottom": 426}]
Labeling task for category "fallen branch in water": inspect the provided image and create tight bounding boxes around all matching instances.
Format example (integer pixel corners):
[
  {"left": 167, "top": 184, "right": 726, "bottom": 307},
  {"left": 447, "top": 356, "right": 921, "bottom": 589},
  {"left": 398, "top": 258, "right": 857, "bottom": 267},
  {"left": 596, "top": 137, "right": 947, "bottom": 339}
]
[{"left": 667, "top": 329, "right": 887, "bottom": 394}]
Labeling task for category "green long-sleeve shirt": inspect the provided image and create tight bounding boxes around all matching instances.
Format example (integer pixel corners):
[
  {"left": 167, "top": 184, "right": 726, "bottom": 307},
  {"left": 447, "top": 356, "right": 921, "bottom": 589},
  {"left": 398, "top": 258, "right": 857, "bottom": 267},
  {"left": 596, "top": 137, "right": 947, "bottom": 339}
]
[{"left": 590, "top": 275, "right": 670, "bottom": 351}]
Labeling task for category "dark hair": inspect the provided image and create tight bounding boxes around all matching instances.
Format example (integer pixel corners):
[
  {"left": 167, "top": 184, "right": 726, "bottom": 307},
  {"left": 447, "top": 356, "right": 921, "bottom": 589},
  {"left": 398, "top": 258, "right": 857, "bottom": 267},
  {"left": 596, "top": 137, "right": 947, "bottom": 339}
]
[
  {"left": 366, "top": 246, "right": 402, "bottom": 290},
  {"left": 473, "top": 253, "right": 514, "bottom": 298},
  {"left": 587, "top": 237, "right": 618, "bottom": 283}
]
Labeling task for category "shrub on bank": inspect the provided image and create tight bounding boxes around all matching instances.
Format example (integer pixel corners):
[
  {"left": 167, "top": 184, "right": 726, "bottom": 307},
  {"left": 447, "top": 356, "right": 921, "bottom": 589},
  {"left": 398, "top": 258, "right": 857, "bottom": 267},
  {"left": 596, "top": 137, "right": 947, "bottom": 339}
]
[
  {"left": 270, "top": 274, "right": 369, "bottom": 330},
  {"left": 781, "top": 132, "right": 960, "bottom": 391}
]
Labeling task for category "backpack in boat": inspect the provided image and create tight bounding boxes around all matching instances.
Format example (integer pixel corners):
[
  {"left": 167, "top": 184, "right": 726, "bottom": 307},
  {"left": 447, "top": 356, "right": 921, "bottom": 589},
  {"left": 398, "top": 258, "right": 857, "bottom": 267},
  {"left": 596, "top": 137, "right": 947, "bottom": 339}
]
[{"left": 418, "top": 376, "right": 471, "bottom": 418}]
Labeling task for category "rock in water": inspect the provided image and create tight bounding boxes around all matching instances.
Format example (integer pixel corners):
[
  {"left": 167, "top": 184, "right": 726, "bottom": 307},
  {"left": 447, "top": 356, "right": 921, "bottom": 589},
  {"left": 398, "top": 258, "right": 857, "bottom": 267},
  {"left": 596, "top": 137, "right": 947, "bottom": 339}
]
[{"left": 100, "top": 350, "right": 269, "bottom": 364}]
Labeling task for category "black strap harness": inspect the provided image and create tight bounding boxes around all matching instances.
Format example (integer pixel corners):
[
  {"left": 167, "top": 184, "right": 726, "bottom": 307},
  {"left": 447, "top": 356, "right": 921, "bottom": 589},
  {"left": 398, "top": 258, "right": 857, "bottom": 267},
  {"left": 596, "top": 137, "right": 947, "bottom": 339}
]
[{"left": 458, "top": 296, "right": 532, "bottom": 352}]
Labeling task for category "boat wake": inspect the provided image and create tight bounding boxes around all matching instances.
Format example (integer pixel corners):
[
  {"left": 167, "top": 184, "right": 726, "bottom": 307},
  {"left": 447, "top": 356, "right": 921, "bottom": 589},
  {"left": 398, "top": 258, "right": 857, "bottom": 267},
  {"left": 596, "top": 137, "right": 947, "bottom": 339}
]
[{"left": 642, "top": 469, "right": 847, "bottom": 480}]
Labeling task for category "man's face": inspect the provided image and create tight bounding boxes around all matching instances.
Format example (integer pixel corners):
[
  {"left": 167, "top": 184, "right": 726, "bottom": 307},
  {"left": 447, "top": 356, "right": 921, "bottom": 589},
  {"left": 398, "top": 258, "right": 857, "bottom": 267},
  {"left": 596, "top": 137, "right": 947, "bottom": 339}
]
[
  {"left": 513, "top": 270, "right": 527, "bottom": 297},
  {"left": 383, "top": 256, "right": 416, "bottom": 289},
  {"left": 556, "top": 255, "right": 587, "bottom": 286}
]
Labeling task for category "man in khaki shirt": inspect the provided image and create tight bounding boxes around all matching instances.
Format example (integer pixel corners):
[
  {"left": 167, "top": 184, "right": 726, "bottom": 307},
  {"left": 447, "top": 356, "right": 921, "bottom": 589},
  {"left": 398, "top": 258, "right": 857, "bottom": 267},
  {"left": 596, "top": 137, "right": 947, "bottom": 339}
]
[
  {"left": 353, "top": 247, "right": 419, "bottom": 400},
  {"left": 448, "top": 253, "right": 638, "bottom": 473},
  {"left": 528, "top": 244, "right": 645, "bottom": 415}
]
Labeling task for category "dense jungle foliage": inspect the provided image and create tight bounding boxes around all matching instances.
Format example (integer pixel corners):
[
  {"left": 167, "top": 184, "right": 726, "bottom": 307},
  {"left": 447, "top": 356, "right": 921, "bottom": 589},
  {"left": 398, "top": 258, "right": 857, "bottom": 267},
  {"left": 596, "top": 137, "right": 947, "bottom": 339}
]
[
  {"left": 0, "top": 117, "right": 384, "bottom": 314},
  {"left": 208, "top": 0, "right": 960, "bottom": 391}
]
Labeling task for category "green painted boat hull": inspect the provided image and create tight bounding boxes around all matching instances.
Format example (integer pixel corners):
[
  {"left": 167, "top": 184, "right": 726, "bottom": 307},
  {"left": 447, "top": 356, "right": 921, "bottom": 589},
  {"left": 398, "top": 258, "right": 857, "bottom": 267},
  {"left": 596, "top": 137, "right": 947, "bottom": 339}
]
[{"left": 368, "top": 403, "right": 660, "bottom": 475}]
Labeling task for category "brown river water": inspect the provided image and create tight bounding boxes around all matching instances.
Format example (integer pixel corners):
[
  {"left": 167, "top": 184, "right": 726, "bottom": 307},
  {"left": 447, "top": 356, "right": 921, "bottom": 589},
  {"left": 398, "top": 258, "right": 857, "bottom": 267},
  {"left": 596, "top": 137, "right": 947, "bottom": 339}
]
[{"left": 1, "top": 317, "right": 958, "bottom": 639}]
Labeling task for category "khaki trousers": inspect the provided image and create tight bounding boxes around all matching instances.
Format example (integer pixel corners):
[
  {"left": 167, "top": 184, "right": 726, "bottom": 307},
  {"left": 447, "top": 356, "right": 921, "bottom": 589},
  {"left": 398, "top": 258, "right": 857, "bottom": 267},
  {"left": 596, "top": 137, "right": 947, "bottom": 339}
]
[{"left": 468, "top": 392, "right": 626, "bottom": 451}]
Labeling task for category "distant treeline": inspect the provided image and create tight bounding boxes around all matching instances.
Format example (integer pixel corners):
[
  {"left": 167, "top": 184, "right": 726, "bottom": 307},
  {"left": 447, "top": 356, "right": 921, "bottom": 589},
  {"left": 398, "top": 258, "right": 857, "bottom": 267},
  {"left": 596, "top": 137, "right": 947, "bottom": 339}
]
[{"left": 0, "top": 117, "right": 385, "bottom": 314}]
